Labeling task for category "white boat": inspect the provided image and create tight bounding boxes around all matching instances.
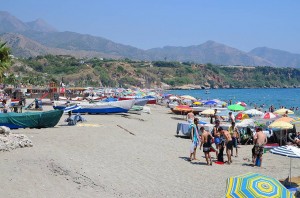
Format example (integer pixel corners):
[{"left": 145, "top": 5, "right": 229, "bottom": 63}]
[{"left": 53, "top": 100, "right": 135, "bottom": 114}]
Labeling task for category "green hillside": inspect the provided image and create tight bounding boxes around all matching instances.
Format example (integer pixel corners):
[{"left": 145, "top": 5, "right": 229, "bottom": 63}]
[{"left": 7, "top": 55, "right": 300, "bottom": 89}]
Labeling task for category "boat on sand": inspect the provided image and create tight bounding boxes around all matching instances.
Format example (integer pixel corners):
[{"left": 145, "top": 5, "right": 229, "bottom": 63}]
[{"left": 0, "top": 110, "right": 63, "bottom": 129}]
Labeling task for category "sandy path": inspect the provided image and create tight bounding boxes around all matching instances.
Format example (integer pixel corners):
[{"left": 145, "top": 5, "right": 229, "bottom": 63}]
[{"left": 0, "top": 104, "right": 299, "bottom": 197}]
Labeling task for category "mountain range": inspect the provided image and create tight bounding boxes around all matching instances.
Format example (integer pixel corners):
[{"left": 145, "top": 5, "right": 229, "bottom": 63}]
[{"left": 1, "top": 11, "right": 300, "bottom": 68}]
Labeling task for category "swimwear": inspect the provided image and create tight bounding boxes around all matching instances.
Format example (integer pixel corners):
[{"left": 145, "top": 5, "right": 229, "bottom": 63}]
[
  {"left": 226, "top": 141, "right": 233, "bottom": 150},
  {"left": 203, "top": 135, "right": 212, "bottom": 153},
  {"left": 254, "top": 144, "right": 264, "bottom": 158},
  {"left": 203, "top": 147, "right": 210, "bottom": 153},
  {"left": 232, "top": 137, "right": 238, "bottom": 148}
]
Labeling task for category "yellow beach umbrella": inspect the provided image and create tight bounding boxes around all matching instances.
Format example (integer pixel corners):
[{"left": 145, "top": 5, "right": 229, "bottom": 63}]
[
  {"left": 275, "top": 117, "right": 295, "bottom": 123},
  {"left": 274, "top": 108, "right": 294, "bottom": 115},
  {"left": 193, "top": 101, "right": 202, "bottom": 105},
  {"left": 269, "top": 121, "right": 293, "bottom": 146},
  {"left": 269, "top": 121, "right": 293, "bottom": 129}
]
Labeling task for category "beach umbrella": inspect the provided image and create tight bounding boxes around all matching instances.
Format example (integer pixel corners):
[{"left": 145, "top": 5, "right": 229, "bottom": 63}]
[
  {"left": 225, "top": 172, "right": 293, "bottom": 198},
  {"left": 180, "top": 95, "right": 196, "bottom": 101},
  {"left": 269, "top": 121, "right": 293, "bottom": 146},
  {"left": 235, "top": 112, "right": 250, "bottom": 120},
  {"left": 261, "top": 112, "right": 277, "bottom": 119},
  {"left": 269, "top": 121, "right": 293, "bottom": 129},
  {"left": 169, "top": 96, "right": 179, "bottom": 100},
  {"left": 270, "top": 145, "right": 300, "bottom": 186},
  {"left": 173, "top": 105, "right": 193, "bottom": 112},
  {"left": 201, "top": 109, "right": 215, "bottom": 115},
  {"left": 274, "top": 108, "right": 294, "bottom": 115},
  {"left": 236, "top": 119, "right": 256, "bottom": 127},
  {"left": 228, "top": 104, "right": 245, "bottom": 111},
  {"left": 204, "top": 100, "right": 217, "bottom": 105},
  {"left": 275, "top": 117, "right": 295, "bottom": 123},
  {"left": 236, "top": 101, "right": 247, "bottom": 107},
  {"left": 244, "top": 109, "right": 263, "bottom": 116},
  {"left": 193, "top": 101, "right": 202, "bottom": 105}
]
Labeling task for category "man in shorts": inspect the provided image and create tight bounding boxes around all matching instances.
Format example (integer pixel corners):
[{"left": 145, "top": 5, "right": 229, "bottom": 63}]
[
  {"left": 200, "top": 127, "right": 214, "bottom": 165},
  {"left": 218, "top": 127, "right": 233, "bottom": 164},
  {"left": 253, "top": 127, "right": 267, "bottom": 167}
]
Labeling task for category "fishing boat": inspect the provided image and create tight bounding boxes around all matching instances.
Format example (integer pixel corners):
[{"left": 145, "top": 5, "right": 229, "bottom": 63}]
[
  {"left": 119, "top": 95, "right": 156, "bottom": 105},
  {"left": 0, "top": 110, "right": 63, "bottom": 129},
  {"left": 53, "top": 100, "right": 135, "bottom": 114}
]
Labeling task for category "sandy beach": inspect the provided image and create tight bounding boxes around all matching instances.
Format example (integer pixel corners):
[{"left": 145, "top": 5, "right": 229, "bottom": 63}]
[{"left": 0, "top": 103, "right": 299, "bottom": 198}]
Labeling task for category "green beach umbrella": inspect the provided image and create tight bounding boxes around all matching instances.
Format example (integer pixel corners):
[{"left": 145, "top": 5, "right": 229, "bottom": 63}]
[
  {"left": 227, "top": 104, "right": 245, "bottom": 111},
  {"left": 225, "top": 172, "right": 294, "bottom": 198}
]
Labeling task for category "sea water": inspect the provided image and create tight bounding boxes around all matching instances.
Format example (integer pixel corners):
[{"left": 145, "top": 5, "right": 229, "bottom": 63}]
[{"left": 166, "top": 88, "right": 300, "bottom": 115}]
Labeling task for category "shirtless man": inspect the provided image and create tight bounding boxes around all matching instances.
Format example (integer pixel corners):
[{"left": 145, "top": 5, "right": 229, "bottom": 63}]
[
  {"left": 200, "top": 127, "right": 214, "bottom": 165},
  {"left": 218, "top": 127, "right": 233, "bottom": 164},
  {"left": 253, "top": 127, "right": 267, "bottom": 167},
  {"left": 186, "top": 112, "right": 195, "bottom": 123},
  {"left": 212, "top": 120, "right": 221, "bottom": 157},
  {"left": 228, "top": 122, "right": 239, "bottom": 157}
]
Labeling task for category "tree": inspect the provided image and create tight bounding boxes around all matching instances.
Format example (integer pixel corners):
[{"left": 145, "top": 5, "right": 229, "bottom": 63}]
[{"left": 0, "top": 42, "right": 12, "bottom": 82}]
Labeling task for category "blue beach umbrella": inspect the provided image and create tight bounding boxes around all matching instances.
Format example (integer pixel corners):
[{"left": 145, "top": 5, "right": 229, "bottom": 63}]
[
  {"left": 270, "top": 145, "right": 300, "bottom": 186},
  {"left": 225, "top": 172, "right": 293, "bottom": 198},
  {"left": 204, "top": 100, "right": 217, "bottom": 105}
]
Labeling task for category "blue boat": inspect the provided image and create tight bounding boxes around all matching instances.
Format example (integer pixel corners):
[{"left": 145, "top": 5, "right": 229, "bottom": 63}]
[{"left": 53, "top": 100, "right": 135, "bottom": 114}]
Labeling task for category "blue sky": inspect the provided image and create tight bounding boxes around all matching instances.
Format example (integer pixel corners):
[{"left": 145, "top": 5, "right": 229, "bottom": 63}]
[{"left": 1, "top": 0, "right": 300, "bottom": 53}]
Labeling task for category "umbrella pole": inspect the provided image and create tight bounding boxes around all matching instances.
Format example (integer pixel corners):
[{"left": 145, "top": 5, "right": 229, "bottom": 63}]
[
  {"left": 290, "top": 158, "right": 292, "bottom": 187},
  {"left": 280, "top": 129, "right": 282, "bottom": 146}
]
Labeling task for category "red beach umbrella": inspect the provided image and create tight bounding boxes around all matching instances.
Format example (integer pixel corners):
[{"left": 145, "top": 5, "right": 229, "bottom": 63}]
[
  {"left": 236, "top": 101, "right": 247, "bottom": 107},
  {"left": 260, "top": 112, "right": 277, "bottom": 119}
]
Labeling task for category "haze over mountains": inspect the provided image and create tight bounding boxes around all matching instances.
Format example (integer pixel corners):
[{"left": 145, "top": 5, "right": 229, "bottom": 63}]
[{"left": 1, "top": 11, "right": 300, "bottom": 68}]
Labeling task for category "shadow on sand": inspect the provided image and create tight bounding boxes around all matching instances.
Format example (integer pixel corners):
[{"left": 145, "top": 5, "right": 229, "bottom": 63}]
[
  {"left": 175, "top": 135, "right": 190, "bottom": 139},
  {"left": 179, "top": 157, "right": 209, "bottom": 166},
  {"left": 170, "top": 116, "right": 186, "bottom": 121}
]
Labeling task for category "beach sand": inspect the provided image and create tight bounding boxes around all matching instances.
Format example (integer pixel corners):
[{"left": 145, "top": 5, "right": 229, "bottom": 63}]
[{"left": 0, "top": 103, "right": 299, "bottom": 198}]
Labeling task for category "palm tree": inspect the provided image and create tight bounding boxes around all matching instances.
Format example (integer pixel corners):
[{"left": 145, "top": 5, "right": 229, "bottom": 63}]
[{"left": 0, "top": 42, "right": 12, "bottom": 83}]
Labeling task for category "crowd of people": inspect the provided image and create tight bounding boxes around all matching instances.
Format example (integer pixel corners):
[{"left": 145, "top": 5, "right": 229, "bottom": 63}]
[{"left": 187, "top": 111, "right": 268, "bottom": 167}]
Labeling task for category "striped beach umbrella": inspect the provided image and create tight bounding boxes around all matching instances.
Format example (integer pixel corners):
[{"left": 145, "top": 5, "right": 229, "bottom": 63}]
[
  {"left": 225, "top": 172, "right": 294, "bottom": 198},
  {"left": 270, "top": 145, "right": 300, "bottom": 158},
  {"left": 270, "top": 145, "right": 300, "bottom": 186}
]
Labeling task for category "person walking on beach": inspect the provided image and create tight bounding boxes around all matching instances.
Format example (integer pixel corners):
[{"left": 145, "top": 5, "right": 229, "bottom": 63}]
[
  {"left": 228, "top": 122, "right": 239, "bottom": 157},
  {"left": 218, "top": 127, "right": 233, "bottom": 164},
  {"left": 189, "top": 118, "right": 200, "bottom": 161},
  {"left": 252, "top": 127, "right": 267, "bottom": 167},
  {"left": 200, "top": 126, "right": 214, "bottom": 165}
]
